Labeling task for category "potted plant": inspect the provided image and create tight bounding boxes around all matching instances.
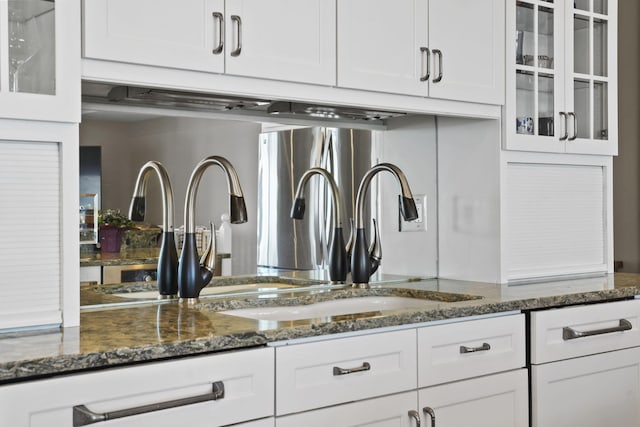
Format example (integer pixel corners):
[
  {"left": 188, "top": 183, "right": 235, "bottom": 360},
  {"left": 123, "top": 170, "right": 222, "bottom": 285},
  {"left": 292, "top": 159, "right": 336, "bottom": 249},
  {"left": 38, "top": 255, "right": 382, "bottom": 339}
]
[{"left": 98, "top": 209, "right": 134, "bottom": 253}]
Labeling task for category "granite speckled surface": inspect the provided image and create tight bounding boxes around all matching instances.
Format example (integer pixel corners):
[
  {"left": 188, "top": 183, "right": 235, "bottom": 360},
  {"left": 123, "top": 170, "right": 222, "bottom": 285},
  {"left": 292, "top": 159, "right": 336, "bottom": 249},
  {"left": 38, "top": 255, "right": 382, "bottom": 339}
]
[
  {"left": 2, "top": 273, "right": 640, "bottom": 384},
  {"left": 79, "top": 248, "right": 160, "bottom": 267}
]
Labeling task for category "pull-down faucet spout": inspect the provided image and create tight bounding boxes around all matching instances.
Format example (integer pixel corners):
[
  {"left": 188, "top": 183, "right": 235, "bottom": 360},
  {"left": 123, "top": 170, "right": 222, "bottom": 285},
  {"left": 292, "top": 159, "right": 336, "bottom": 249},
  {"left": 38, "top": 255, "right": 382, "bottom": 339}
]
[
  {"left": 291, "top": 167, "right": 348, "bottom": 283},
  {"left": 128, "top": 161, "right": 178, "bottom": 298},
  {"left": 351, "top": 163, "right": 418, "bottom": 288},
  {"left": 178, "top": 155, "right": 247, "bottom": 302}
]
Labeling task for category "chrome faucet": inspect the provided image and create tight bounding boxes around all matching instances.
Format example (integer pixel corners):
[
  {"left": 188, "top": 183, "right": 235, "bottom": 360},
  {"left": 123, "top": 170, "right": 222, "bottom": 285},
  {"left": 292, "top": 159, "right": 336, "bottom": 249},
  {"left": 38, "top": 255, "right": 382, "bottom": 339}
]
[
  {"left": 351, "top": 163, "right": 418, "bottom": 288},
  {"left": 178, "top": 156, "right": 247, "bottom": 301},
  {"left": 128, "top": 161, "right": 178, "bottom": 298},
  {"left": 290, "top": 167, "right": 348, "bottom": 283}
]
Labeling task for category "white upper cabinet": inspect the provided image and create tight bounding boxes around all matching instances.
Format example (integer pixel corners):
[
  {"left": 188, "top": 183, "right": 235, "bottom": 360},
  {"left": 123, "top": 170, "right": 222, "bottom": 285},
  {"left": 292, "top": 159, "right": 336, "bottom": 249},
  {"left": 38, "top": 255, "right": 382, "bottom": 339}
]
[
  {"left": 83, "top": 0, "right": 335, "bottom": 86},
  {"left": 83, "top": 0, "right": 225, "bottom": 73},
  {"left": 337, "top": 0, "right": 505, "bottom": 105},
  {"left": 505, "top": 0, "right": 617, "bottom": 155},
  {"left": 224, "top": 0, "right": 335, "bottom": 85},
  {"left": 0, "top": 0, "right": 80, "bottom": 122}
]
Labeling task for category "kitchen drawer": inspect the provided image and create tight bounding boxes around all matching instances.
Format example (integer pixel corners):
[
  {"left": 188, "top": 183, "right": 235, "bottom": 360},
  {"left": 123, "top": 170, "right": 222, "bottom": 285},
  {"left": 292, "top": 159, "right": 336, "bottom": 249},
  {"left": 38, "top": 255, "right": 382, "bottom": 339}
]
[
  {"left": 275, "top": 391, "right": 417, "bottom": 427},
  {"left": 0, "top": 347, "right": 274, "bottom": 427},
  {"left": 531, "top": 299, "right": 640, "bottom": 364},
  {"left": 417, "top": 314, "right": 525, "bottom": 387},
  {"left": 275, "top": 329, "right": 417, "bottom": 415}
]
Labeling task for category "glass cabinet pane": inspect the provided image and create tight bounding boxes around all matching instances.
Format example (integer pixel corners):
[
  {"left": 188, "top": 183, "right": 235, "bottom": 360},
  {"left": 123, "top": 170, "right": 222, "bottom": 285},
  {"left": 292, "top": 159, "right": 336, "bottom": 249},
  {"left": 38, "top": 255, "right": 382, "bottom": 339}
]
[
  {"left": 594, "top": 81, "right": 608, "bottom": 140},
  {"left": 574, "top": 79, "right": 590, "bottom": 139},
  {"left": 538, "top": 74, "right": 554, "bottom": 136},
  {"left": 594, "top": 0, "right": 607, "bottom": 15},
  {"left": 538, "top": 6, "right": 554, "bottom": 69},
  {"left": 516, "top": 2, "right": 534, "bottom": 65},
  {"left": 574, "top": 0, "right": 589, "bottom": 12},
  {"left": 593, "top": 18, "right": 608, "bottom": 77},
  {"left": 574, "top": 14, "right": 590, "bottom": 74},
  {"left": 516, "top": 71, "right": 535, "bottom": 135},
  {"left": 8, "top": 0, "right": 55, "bottom": 95}
]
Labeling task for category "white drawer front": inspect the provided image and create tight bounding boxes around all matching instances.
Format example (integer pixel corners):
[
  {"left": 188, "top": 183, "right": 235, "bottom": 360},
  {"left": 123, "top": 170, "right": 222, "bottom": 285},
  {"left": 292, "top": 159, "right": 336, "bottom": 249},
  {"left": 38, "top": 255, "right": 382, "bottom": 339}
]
[
  {"left": 418, "top": 314, "right": 525, "bottom": 387},
  {"left": 531, "top": 299, "right": 640, "bottom": 364},
  {"left": 275, "top": 329, "right": 417, "bottom": 415},
  {"left": 0, "top": 347, "right": 274, "bottom": 427}
]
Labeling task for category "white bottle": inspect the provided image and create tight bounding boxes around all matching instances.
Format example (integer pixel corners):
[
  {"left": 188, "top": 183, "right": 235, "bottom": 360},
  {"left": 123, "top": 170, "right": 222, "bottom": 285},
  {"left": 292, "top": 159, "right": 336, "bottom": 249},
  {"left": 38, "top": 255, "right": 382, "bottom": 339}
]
[{"left": 216, "top": 213, "right": 232, "bottom": 276}]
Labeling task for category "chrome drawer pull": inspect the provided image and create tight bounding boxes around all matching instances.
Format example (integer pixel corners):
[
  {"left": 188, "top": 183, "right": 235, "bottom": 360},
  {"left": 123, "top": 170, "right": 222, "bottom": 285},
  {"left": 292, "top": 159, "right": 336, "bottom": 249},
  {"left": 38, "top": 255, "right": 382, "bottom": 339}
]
[
  {"left": 460, "top": 342, "right": 491, "bottom": 354},
  {"left": 230, "top": 15, "right": 242, "bottom": 57},
  {"left": 423, "top": 406, "right": 436, "bottom": 427},
  {"left": 563, "top": 319, "right": 632, "bottom": 341},
  {"left": 432, "top": 49, "right": 443, "bottom": 83},
  {"left": 72, "top": 381, "right": 225, "bottom": 426},
  {"left": 408, "top": 409, "right": 421, "bottom": 427},
  {"left": 333, "top": 361, "right": 371, "bottom": 376}
]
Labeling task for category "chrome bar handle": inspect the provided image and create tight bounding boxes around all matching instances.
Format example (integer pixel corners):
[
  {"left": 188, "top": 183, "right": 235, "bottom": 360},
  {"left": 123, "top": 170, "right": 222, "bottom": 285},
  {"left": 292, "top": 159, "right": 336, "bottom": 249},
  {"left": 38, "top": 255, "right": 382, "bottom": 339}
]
[
  {"left": 420, "top": 47, "right": 430, "bottom": 82},
  {"left": 559, "top": 112, "right": 568, "bottom": 141},
  {"left": 230, "top": 15, "right": 242, "bottom": 57},
  {"left": 460, "top": 342, "right": 491, "bottom": 354},
  {"left": 212, "top": 12, "right": 224, "bottom": 54},
  {"left": 408, "top": 410, "right": 422, "bottom": 427},
  {"left": 423, "top": 407, "right": 436, "bottom": 427},
  {"left": 432, "top": 49, "right": 443, "bottom": 83},
  {"left": 567, "top": 112, "right": 578, "bottom": 141},
  {"left": 333, "top": 361, "right": 371, "bottom": 376},
  {"left": 72, "top": 381, "right": 225, "bottom": 427},
  {"left": 563, "top": 319, "right": 632, "bottom": 341}
]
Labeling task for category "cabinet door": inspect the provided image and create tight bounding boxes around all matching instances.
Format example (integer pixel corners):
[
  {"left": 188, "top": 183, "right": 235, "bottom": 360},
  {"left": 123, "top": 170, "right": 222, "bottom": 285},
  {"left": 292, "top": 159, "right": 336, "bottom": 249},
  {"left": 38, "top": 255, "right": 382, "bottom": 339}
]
[
  {"left": 532, "top": 347, "right": 640, "bottom": 427},
  {"left": 83, "top": 0, "right": 224, "bottom": 73},
  {"left": 224, "top": 0, "right": 335, "bottom": 85},
  {"left": 0, "top": 0, "right": 79, "bottom": 122},
  {"left": 427, "top": 0, "right": 505, "bottom": 104},
  {"left": 337, "top": 0, "right": 428, "bottom": 96},
  {"left": 276, "top": 391, "right": 418, "bottom": 427},
  {"left": 563, "top": 0, "right": 617, "bottom": 155},
  {"left": 419, "top": 369, "right": 528, "bottom": 427},
  {"left": 505, "top": 0, "right": 566, "bottom": 152}
]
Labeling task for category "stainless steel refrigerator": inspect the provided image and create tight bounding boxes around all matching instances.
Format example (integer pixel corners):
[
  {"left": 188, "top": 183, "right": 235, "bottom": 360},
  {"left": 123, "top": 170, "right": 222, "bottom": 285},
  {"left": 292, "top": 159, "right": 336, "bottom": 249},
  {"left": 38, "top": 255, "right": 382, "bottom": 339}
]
[{"left": 257, "top": 127, "right": 374, "bottom": 272}]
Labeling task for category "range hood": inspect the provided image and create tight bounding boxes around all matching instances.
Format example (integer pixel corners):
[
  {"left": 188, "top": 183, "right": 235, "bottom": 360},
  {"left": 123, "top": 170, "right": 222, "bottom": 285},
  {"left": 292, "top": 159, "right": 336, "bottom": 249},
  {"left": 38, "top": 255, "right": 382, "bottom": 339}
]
[{"left": 81, "top": 82, "right": 406, "bottom": 126}]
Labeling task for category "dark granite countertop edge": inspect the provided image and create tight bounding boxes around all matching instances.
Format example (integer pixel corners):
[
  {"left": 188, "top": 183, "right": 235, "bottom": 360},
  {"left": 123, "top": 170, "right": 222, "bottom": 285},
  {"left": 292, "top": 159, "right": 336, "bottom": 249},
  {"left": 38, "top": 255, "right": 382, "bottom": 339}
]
[{"left": 2, "top": 285, "right": 639, "bottom": 384}]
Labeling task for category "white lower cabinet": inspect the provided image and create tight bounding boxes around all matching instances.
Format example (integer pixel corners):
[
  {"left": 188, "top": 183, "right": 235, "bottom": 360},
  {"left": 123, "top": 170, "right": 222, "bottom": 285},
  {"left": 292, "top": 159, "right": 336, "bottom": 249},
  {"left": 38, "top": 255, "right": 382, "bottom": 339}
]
[
  {"left": 419, "top": 369, "right": 528, "bottom": 427},
  {"left": 276, "top": 391, "right": 418, "bottom": 427},
  {"left": 530, "top": 299, "right": 640, "bottom": 427},
  {"left": 0, "top": 347, "right": 274, "bottom": 427},
  {"left": 532, "top": 348, "right": 640, "bottom": 427}
]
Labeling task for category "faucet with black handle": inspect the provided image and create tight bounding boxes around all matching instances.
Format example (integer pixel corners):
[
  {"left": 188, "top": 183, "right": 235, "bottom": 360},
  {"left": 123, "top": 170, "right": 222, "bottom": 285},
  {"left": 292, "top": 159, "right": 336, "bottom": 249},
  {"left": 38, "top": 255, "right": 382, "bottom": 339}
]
[
  {"left": 290, "top": 167, "right": 349, "bottom": 284},
  {"left": 178, "top": 155, "right": 248, "bottom": 302},
  {"left": 128, "top": 161, "right": 178, "bottom": 299},
  {"left": 351, "top": 163, "right": 418, "bottom": 288}
]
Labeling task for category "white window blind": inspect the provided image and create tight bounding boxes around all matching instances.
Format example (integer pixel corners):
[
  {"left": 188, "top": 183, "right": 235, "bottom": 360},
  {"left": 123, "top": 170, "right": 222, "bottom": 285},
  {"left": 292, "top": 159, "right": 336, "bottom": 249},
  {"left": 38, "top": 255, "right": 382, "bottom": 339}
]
[
  {"left": 506, "top": 163, "right": 606, "bottom": 282},
  {"left": 0, "top": 140, "right": 61, "bottom": 329}
]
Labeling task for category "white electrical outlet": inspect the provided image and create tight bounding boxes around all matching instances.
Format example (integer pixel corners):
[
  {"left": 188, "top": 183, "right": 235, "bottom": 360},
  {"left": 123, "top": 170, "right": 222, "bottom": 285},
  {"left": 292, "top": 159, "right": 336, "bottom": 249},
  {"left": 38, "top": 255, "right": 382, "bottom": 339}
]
[{"left": 399, "top": 194, "right": 427, "bottom": 232}]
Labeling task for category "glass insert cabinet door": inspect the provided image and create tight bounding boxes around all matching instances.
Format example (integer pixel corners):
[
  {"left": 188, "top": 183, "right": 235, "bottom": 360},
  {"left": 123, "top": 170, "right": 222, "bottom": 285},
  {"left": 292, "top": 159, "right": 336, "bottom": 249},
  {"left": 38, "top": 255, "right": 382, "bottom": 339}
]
[
  {"left": 4, "top": 0, "right": 55, "bottom": 95},
  {"left": 514, "top": 0, "right": 563, "bottom": 142},
  {"left": 0, "top": 0, "right": 79, "bottom": 122},
  {"left": 566, "top": 0, "right": 614, "bottom": 144}
]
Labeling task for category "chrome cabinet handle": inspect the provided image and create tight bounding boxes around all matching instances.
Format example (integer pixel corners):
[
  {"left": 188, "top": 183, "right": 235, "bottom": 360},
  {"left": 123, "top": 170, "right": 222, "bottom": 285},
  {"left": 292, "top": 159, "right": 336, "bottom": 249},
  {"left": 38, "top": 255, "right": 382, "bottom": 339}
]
[
  {"left": 72, "top": 381, "right": 225, "bottom": 427},
  {"left": 567, "top": 112, "right": 577, "bottom": 141},
  {"left": 432, "top": 49, "right": 443, "bottom": 83},
  {"left": 212, "top": 12, "right": 224, "bottom": 54},
  {"left": 559, "top": 112, "right": 568, "bottom": 141},
  {"left": 333, "top": 361, "right": 371, "bottom": 376},
  {"left": 408, "top": 410, "right": 421, "bottom": 427},
  {"left": 230, "top": 15, "right": 242, "bottom": 57},
  {"left": 423, "top": 407, "right": 436, "bottom": 427},
  {"left": 420, "top": 47, "right": 430, "bottom": 82},
  {"left": 460, "top": 342, "right": 491, "bottom": 354},
  {"left": 563, "top": 319, "right": 632, "bottom": 340}
]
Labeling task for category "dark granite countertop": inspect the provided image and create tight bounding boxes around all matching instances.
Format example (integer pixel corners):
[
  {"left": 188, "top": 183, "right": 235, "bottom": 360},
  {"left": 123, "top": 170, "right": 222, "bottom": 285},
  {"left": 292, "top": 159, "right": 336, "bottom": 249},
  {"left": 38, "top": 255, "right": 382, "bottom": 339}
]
[{"left": 2, "top": 272, "right": 640, "bottom": 384}]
